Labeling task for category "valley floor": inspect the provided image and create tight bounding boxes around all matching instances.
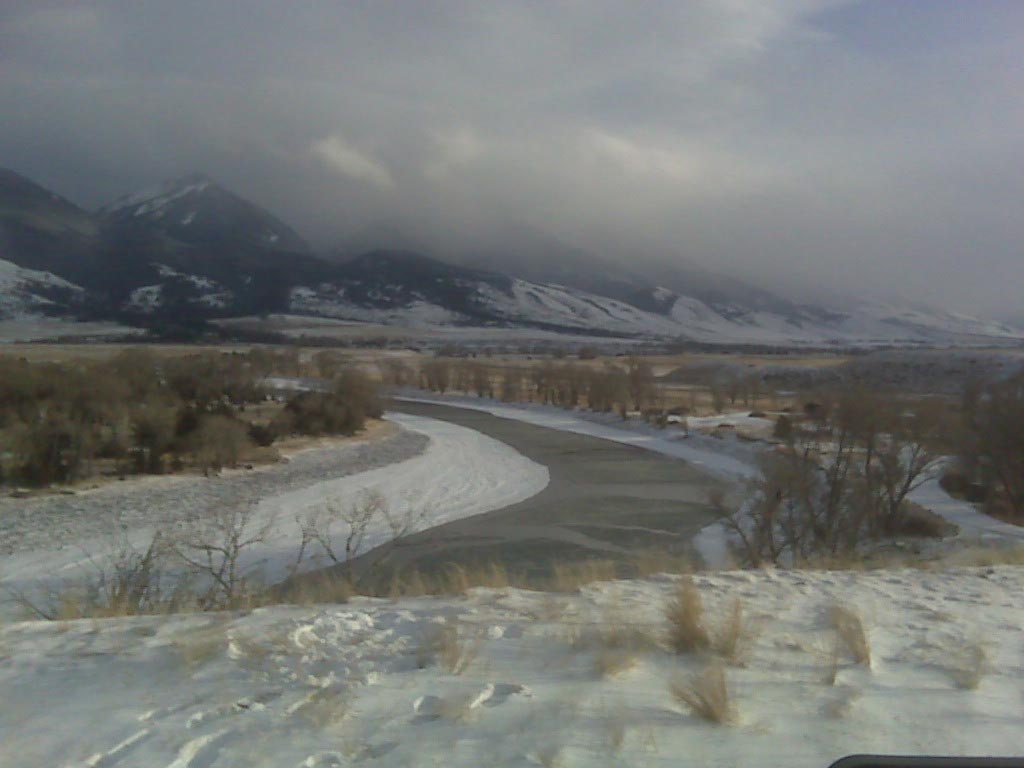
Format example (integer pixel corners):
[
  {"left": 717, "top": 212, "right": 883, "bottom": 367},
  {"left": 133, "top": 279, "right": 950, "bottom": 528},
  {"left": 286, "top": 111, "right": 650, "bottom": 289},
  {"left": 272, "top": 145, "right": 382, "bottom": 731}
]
[{"left": 3, "top": 566, "right": 1022, "bottom": 767}]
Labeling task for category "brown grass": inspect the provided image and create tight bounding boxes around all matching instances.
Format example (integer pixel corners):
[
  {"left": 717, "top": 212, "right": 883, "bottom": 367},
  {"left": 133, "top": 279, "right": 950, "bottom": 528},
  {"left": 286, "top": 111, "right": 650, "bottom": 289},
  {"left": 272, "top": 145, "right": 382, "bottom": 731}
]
[
  {"left": 294, "top": 686, "right": 350, "bottom": 729},
  {"left": 549, "top": 560, "right": 620, "bottom": 592},
  {"left": 174, "top": 623, "right": 227, "bottom": 670},
  {"left": 668, "top": 661, "right": 733, "bottom": 724},
  {"left": 594, "top": 648, "right": 639, "bottom": 678},
  {"left": 418, "top": 622, "right": 485, "bottom": 675},
  {"left": 711, "top": 599, "right": 751, "bottom": 665},
  {"left": 947, "top": 643, "right": 989, "bottom": 690},
  {"left": 829, "top": 604, "right": 871, "bottom": 667},
  {"left": 664, "top": 579, "right": 710, "bottom": 654}
]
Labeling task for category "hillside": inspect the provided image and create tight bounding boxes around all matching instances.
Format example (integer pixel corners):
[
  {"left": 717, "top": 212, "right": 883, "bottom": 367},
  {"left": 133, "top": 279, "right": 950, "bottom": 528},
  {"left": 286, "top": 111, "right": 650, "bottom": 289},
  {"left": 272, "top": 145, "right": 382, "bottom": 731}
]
[{"left": 0, "top": 168, "right": 1020, "bottom": 346}]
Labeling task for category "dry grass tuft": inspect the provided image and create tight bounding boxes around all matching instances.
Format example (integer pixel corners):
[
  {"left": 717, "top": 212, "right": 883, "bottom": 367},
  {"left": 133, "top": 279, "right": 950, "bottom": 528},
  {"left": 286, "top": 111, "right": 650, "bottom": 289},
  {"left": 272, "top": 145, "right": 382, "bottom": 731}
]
[
  {"left": 549, "top": 560, "right": 620, "bottom": 593},
  {"left": 534, "top": 744, "right": 565, "bottom": 768},
  {"left": 829, "top": 604, "right": 871, "bottom": 667},
  {"left": 594, "top": 648, "right": 639, "bottom": 678},
  {"left": 418, "top": 621, "right": 485, "bottom": 675},
  {"left": 287, "top": 574, "right": 354, "bottom": 606},
  {"left": 603, "top": 705, "right": 628, "bottom": 753},
  {"left": 295, "top": 685, "right": 349, "bottom": 729},
  {"left": 174, "top": 624, "right": 227, "bottom": 670},
  {"left": 667, "top": 661, "right": 733, "bottom": 724},
  {"left": 947, "top": 643, "right": 989, "bottom": 690},
  {"left": 823, "top": 637, "right": 841, "bottom": 685},
  {"left": 823, "top": 686, "right": 861, "bottom": 719},
  {"left": 664, "top": 579, "right": 710, "bottom": 654},
  {"left": 710, "top": 599, "right": 753, "bottom": 665}
]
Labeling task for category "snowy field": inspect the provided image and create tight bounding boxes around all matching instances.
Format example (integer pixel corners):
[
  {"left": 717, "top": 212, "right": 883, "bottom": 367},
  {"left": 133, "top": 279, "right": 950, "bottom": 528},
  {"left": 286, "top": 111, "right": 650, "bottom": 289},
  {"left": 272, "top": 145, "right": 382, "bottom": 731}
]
[
  {"left": 3, "top": 566, "right": 1023, "bottom": 767},
  {"left": 0, "top": 413, "right": 548, "bottom": 618}
]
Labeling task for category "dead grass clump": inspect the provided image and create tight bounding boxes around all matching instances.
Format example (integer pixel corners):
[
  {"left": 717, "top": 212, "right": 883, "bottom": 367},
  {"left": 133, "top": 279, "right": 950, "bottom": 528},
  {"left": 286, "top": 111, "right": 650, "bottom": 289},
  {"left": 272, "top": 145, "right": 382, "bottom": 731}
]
[
  {"left": 295, "top": 685, "right": 349, "bottom": 729},
  {"left": 823, "top": 686, "right": 861, "bottom": 719},
  {"left": 549, "top": 560, "right": 620, "bottom": 593},
  {"left": 667, "top": 661, "right": 733, "bottom": 724},
  {"left": 711, "top": 599, "right": 752, "bottom": 665},
  {"left": 174, "top": 624, "right": 227, "bottom": 670},
  {"left": 953, "top": 545, "right": 1024, "bottom": 568},
  {"left": 418, "top": 622, "right": 484, "bottom": 675},
  {"left": 947, "top": 643, "right": 989, "bottom": 690},
  {"left": 441, "top": 563, "right": 511, "bottom": 594},
  {"left": 286, "top": 574, "right": 354, "bottom": 606},
  {"left": 664, "top": 579, "right": 710, "bottom": 654},
  {"left": 630, "top": 550, "right": 693, "bottom": 579},
  {"left": 829, "top": 604, "right": 871, "bottom": 667},
  {"left": 594, "top": 648, "right": 639, "bottom": 678},
  {"left": 822, "top": 637, "right": 841, "bottom": 685},
  {"left": 603, "top": 705, "right": 628, "bottom": 753}
]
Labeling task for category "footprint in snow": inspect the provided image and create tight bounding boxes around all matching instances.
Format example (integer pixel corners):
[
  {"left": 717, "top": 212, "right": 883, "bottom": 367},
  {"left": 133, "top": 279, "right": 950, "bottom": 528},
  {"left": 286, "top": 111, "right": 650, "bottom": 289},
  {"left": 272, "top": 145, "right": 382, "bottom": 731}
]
[
  {"left": 300, "top": 753, "right": 345, "bottom": 767},
  {"left": 412, "top": 682, "right": 531, "bottom": 720}
]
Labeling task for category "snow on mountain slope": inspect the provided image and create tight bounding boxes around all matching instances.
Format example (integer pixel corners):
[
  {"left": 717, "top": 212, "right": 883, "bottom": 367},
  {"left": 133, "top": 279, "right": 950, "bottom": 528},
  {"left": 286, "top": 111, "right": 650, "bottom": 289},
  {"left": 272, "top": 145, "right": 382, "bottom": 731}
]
[
  {"left": 124, "top": 263, "right": 234, "bottom": 312},
  {"left": 0, "top": 257, "right": 82, "bottom": 319},
  {"left": 100, "top": 173, "right": 312, "bottom": 255},
  {"left": 476, "top": 279, "right": 683, "bottom": 335},
  {"left": 285, "top": 259, "right": 1024, "bottom": 345}
]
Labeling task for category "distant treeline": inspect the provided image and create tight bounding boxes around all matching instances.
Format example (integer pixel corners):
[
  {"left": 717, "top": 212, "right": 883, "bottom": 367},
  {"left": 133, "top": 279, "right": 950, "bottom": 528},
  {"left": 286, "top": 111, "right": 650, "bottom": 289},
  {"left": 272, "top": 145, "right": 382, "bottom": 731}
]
[{"left": 0, "top": 349, "right": 380, "bottom": 487}]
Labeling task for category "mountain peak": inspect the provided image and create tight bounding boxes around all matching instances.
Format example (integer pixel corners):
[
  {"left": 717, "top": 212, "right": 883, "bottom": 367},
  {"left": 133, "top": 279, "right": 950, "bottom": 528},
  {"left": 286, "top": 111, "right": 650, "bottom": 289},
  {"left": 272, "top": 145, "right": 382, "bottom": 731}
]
[{"left": 99, "top": 174, "right": 311, "bottom": 254}]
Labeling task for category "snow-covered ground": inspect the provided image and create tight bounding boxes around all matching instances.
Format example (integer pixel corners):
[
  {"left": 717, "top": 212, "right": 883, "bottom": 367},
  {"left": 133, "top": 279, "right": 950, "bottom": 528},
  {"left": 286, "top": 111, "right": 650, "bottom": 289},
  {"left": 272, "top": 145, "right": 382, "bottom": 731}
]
[
  {"left": 4, "top": 566, "right": 1023, "bottom": 767},
  {"left": 0, "top": 413, "right": 548, "bottom": 619},
  {"left": 248, "top": 412, "right": 548, "bottom": 583}
]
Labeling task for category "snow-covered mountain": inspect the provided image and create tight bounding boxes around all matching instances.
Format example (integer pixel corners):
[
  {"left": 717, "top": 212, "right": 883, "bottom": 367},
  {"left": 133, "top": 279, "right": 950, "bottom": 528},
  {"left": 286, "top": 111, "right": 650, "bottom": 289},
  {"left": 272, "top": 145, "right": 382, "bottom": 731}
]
[
  {"left": 0, "top": 167, "right": 1020, "bottom": 346},
  {"left": 100, "top": 173, "right": 312, "bottom": 255},
  {"left": 287, "top": 259, "right": 1023, "bottom": 345},
  {"left": 0, "top": 258, "right": 83, "bottom": 319}
]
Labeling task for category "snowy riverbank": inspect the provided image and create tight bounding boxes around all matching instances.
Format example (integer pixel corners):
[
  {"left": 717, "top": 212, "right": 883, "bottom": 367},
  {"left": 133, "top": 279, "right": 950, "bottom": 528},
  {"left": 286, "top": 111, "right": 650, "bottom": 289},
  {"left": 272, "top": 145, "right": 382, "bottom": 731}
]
[{"left": 0, "top": 412, "right": 549, "bottom": 616}]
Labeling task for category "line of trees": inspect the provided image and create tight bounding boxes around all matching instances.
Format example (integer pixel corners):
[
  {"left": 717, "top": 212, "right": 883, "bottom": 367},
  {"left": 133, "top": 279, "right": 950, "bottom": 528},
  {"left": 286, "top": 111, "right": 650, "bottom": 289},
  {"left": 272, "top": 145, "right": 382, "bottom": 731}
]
[
  {"left": 719, "top": 386, "right": 952, "bottom": 565},
  {"left": 954, "top": 373, "right": 1024, "bottom": 521},
  {"left": 405, "top": 357, "right": 659, "bottom": 415},
  {"left": 0, "top": 349, "right": 380, "bottom": 488}
]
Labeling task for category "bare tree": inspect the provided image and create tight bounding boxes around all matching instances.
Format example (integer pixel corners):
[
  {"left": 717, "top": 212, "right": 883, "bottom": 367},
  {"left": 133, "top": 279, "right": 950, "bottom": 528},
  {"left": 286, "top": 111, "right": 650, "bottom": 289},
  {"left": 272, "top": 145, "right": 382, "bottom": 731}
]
[
  {"left": 306, "top": 490, "right": 386, "bottom": 582},
  {"left": 627, "top": 358, "right": 656, "bottom": 411},
  {"left": 970, "top": 374, "right": 1024, "bottom": 519},
  {"left": 302, "top": 490, "right": 426, "bottom": 585},
  {"left": 170, "top": 498, "right": 274, "bottom": 609}
]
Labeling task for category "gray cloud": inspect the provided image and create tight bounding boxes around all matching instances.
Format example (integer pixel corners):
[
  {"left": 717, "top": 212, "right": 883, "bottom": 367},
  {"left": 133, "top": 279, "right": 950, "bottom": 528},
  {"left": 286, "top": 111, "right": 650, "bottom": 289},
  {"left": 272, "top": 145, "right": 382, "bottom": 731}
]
[{"left": 1, "top": 0, "right": 1021, "bottom": 314}]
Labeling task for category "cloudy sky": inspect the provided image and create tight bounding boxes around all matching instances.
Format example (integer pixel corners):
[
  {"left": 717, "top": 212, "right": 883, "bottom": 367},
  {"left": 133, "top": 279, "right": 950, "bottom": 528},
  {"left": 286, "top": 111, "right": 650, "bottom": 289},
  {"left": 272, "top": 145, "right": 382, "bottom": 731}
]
[{"left": 1, "top": 1, "right": 1021, "bottom": 314}]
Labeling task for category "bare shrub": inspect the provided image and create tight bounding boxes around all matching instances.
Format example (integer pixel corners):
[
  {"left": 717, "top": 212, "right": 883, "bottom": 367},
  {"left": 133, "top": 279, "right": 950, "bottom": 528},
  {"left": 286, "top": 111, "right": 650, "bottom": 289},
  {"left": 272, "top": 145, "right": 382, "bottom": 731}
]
[
  {"left": 829, "top": 604, "right": 871, "bottom": 667},
  {"left": 8, "top": 530, "right": 181, "bottom": 620},
  {"left": 664, "top": 579, "right": 710, "bottom": 654},
  {"left": 170, "top": 498, "right": 273, "bottom": 610},
  {"left": 301, "top": 489, "right": 424, "bottom": 587},
  {"left": 668, "top": 661, "right": 733, "bottom": 724}
]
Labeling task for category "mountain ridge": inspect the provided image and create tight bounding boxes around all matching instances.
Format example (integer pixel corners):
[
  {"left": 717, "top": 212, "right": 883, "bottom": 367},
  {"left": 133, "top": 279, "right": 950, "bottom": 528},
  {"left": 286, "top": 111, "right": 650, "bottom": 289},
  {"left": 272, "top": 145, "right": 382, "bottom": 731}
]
[{"left": 0, "top": 167, "right": 1019, "bottom": 346}]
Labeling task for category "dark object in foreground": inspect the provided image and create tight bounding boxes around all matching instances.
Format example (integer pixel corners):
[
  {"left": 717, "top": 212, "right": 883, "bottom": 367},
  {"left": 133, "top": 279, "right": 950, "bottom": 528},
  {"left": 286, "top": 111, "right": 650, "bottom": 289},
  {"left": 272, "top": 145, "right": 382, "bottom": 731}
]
[{"left": 830, "top": 756, "right": 1024, "bottom": 768}]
